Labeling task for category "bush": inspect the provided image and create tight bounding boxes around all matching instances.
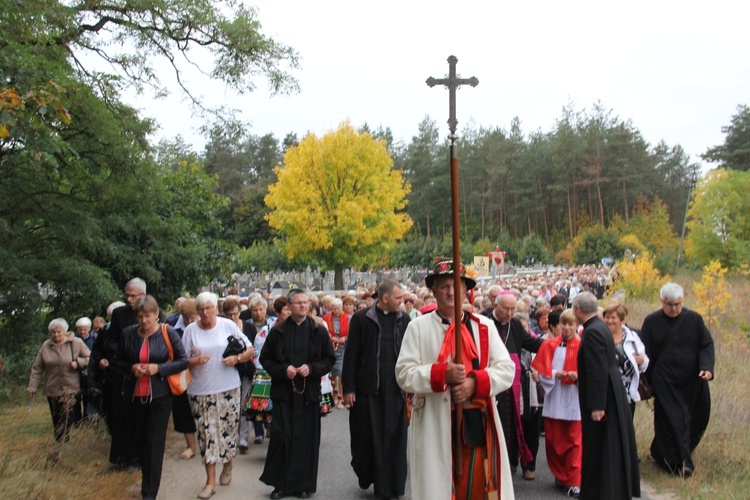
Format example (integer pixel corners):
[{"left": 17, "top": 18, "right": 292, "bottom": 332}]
[
  {"left": 609, "top": 251, "right": 669, "bottom": 301},
  {"left": 693, "top": 261, "right": 732, "bottom": 334}
]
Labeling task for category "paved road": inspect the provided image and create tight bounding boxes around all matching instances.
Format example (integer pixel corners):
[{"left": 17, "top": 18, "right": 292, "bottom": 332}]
[{"left": 158, "top": 406, "right": 654, "bottom": 499}]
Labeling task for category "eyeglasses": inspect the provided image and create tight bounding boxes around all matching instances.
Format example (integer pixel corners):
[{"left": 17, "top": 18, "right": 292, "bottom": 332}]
[
  {"left": 125, "top": 292, "right": 144, "bottom": 299},
  {"left": 290, "top": 301, "right": 309, "bottom": 306},
  {"left": 662, "top": 300, "right": 682, "bottom": 308}
]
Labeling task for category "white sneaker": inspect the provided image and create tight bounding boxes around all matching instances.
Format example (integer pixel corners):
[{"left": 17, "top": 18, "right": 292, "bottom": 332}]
[{"left": 566, "top": 486, "right": 580, "bottom": 498}]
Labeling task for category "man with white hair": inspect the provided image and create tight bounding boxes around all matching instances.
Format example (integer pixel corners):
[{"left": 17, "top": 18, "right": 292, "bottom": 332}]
[
  {"left": 640, "top": 283, "right": 715, "bottom": 478},
  {"left": 485, "top": 291, "right": 544, "bottom": 480}
]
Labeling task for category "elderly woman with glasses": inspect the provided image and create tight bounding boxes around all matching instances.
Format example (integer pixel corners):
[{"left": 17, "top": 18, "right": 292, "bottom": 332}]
[{"left": 182, "top": 292, "right": 253, "bottom": 499}]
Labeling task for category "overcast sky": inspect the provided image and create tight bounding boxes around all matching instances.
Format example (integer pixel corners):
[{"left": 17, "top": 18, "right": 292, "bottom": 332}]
[{"left": 125, "top": 0, "right": 750, "bottom": 169}]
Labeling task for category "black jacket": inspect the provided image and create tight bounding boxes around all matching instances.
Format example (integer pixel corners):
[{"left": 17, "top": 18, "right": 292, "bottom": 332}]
[
  {"left": 91, "top": 305, "right": 166, "bottom": 382},
  {"left": 260, "top": 316, "right": 335, "bottom": 404},
  {"left": 114, "top": 324, "right": 188, "bottom": 401},
  {"left": 342, "top": 304, "right": 410, "bottom": 396}
]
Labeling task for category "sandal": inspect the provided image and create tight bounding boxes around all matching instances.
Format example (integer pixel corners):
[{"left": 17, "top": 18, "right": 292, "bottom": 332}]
[
  {"left": 197, "top": 484, "right": 216, "bottom": 499},
  {"left": 180, "top": 447, "right": 196, "bottom": 460},
  {"left": 219, "top": 464, "right": 232, "bottom": 486}
]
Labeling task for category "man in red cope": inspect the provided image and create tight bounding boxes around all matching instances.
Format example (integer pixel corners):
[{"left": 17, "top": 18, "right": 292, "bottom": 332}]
[{"left": 396, "top": 260, "right": 516, "bottom": 499}]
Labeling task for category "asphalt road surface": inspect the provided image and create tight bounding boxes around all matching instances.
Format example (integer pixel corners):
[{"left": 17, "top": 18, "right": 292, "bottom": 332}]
[{"left": 157, "top": 405, "right": 657, "bottom": 499}]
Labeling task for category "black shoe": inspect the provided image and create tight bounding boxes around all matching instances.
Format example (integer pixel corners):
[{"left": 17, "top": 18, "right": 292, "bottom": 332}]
[
  {"left": 681, "top": 461, "right": 694, "bottom": 478},
  {"left": 270, "top": 488, "right": 285, "bottom": 499},
  {"left": 358, "top": 478, "right": 370, "bottom": 490},
  {"left": 239, "top": 444, "right": 248, "bottom": 455},
  {"left": 296, "top": 492, "right": 310, "bottom": 499}
]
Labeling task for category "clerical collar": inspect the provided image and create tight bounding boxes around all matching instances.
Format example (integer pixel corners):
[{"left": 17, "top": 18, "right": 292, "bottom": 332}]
[{"left": 492, "top": 310, "right": 509, "bottom": 326}]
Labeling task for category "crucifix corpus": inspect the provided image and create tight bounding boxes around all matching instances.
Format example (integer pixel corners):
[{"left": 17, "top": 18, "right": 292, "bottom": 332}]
[{"left": 426, "top": 55, "right": 478, "bottom": 476}]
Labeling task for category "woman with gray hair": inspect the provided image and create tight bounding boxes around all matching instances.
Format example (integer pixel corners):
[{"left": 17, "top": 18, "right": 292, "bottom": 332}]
[
  {"left": 27, "top": 318, "right": 91, "bottom": 442},
  {"left": 322, "top": 297, "right": 350, "bottom": 408},
  {"left": 182, "top": 291, "right": 253, "bottom": 499}
]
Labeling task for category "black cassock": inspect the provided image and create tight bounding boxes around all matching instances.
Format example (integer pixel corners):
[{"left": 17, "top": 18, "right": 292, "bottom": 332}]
[
  {"left": 640, "top": 308, "right": 714, "bottom": 470},
  {"left": 347, "top": 307, "right": 408, "bottom": 498},
  {"left": 485, "top": 315, "right": 543, "bottom": 469},
  {"left": 260, "top": 317, "right": 335, "bottom": 495},
  {"left": 578, "top": 316, "right": 640, "bottom": 500}
]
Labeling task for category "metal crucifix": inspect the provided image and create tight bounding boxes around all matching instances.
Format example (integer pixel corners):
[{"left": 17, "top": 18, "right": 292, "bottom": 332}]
[
  {"left": 426, "top": 55, "right": 479, "bottom": 140},
  {"left": 426, "top": 55, "right": 478, "bottom": 478}
]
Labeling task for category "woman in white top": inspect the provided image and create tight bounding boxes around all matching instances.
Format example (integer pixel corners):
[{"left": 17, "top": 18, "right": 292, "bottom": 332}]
[
  {"left": 603, "top": 302, "right": 649, "bottom": 416},
  {"left": 182, "top": 292, "right": 253, "bottom": 499}
]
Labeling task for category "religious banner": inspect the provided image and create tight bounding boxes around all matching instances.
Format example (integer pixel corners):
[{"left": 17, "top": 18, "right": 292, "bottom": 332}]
[{"left": 474, "top": 256, "right": 490, "bottom": 277}]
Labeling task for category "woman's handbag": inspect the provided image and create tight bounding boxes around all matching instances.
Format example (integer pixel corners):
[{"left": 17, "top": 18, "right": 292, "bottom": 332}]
[
  {"left": 160, "top": 324, "right": 192, "bottom": 395},
  {"left": 222, "top": 335, "right": 246, "bottom": 358},
  {"left": 638, "top": 376, "right": 654, "bottom": 401}
]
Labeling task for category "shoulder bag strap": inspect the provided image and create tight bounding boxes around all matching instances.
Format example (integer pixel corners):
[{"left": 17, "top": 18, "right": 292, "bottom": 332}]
[{"left": 160, "top": 324, "right": 174, "bottom": 362}]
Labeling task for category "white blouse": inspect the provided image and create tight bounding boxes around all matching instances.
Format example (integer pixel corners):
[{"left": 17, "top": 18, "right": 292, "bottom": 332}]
[{"left": 182, "top": 317, "right": 250, "bottom": 396}]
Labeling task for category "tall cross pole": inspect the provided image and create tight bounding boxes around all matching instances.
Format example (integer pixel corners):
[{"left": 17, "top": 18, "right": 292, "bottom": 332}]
[{"left": 426, "top": 55, "right": 478, "bottom": 478}]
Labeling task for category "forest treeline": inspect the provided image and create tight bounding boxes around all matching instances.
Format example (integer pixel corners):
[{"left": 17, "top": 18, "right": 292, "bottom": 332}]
[{"left": 202, "top": 103, "right": 696, "bottom": 265}]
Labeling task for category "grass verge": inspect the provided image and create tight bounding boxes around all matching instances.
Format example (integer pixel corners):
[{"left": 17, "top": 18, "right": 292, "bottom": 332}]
[
  {"left": 0, "top": 403, "right": 139, "bottom": 499},
  {"left": 629, "top": 274, "right": 750, "bottom": 499}
]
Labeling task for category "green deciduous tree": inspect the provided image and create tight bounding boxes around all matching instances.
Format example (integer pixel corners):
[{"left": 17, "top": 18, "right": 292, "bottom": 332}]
[
  {"left": 202, "top": 122, "right": 283, "bottom": 247},
  {"left": 0, "top": 0, "right": 297, "bottom": 380},
  {"left": 573, "top": 225, "right": 625, "bottom": 265},
  {"left": 685, "top": 169, "right": 750, "bottom": 269},
  {"left": 265, "top": 123, "right": 413, "bottom": 289}
]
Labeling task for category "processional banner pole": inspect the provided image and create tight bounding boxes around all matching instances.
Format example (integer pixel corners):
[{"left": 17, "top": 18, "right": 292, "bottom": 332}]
[{"left": 426, "top": 55, "right": 478, "bottom": 478}]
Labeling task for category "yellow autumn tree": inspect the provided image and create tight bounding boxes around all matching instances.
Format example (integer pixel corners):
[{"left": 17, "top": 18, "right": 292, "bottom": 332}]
[
  {"left": 693, "top": 260, "right": 732, "bottom": 334},
  {"left": 609, "top": 251, "right": 669, "bottom": 301},
  {"left": 265, "top": 123, "right": 413, "bottom": 289}
]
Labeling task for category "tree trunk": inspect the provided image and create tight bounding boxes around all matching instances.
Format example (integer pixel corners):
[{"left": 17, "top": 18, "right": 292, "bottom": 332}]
[
  {"left": 481, "top": 195, "right": 486, "bottom": 240},
  {"left": 622, "top": 179, "right": 629, "bottom": 224},
  {"left": 334, "top": 267, "right": 344, "bottom": 291},
  {"left": 537, "top": 176, "right": 550, "bottom": 248},
  {"left": 567, "top": 187, "right": 574, "bottom": 240},
  {"left": 596, "top": 171, "right": 605, "bottom": 226}
]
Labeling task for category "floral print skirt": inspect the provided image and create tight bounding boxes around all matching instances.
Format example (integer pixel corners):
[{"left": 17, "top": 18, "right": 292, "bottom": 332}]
[{"left": 189, "top": 387, "right": 240, "bottom": 465}]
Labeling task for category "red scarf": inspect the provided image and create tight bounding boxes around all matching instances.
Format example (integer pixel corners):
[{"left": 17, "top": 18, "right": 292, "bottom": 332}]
[
  {"left": 437, "top": 320, "right": 479, "bottom": 373},
  {"left": 531, "top": 335, "right": 580, "bottom": 384},
  {"left": 323, "top": 311, "right": 350, "bottom": 338}
]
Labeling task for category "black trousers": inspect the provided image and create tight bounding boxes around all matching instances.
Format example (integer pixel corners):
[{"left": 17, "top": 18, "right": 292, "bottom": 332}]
[
  {"left": 128, "top": 394, "right": 173, "bottom": 499},
  {"left": 109, "top": 375, "right": 138, "bottom": 466},
  {"left": 47, "top": 394, "right": 81, "bottom": 442},
  {"left": 521, "top": 406, "right": 543, "bottom": 471}
]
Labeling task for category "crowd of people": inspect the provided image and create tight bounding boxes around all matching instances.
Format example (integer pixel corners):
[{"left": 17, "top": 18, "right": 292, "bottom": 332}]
[{"left": 25, "top": 263, "right": 715, "bottom": 499}]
